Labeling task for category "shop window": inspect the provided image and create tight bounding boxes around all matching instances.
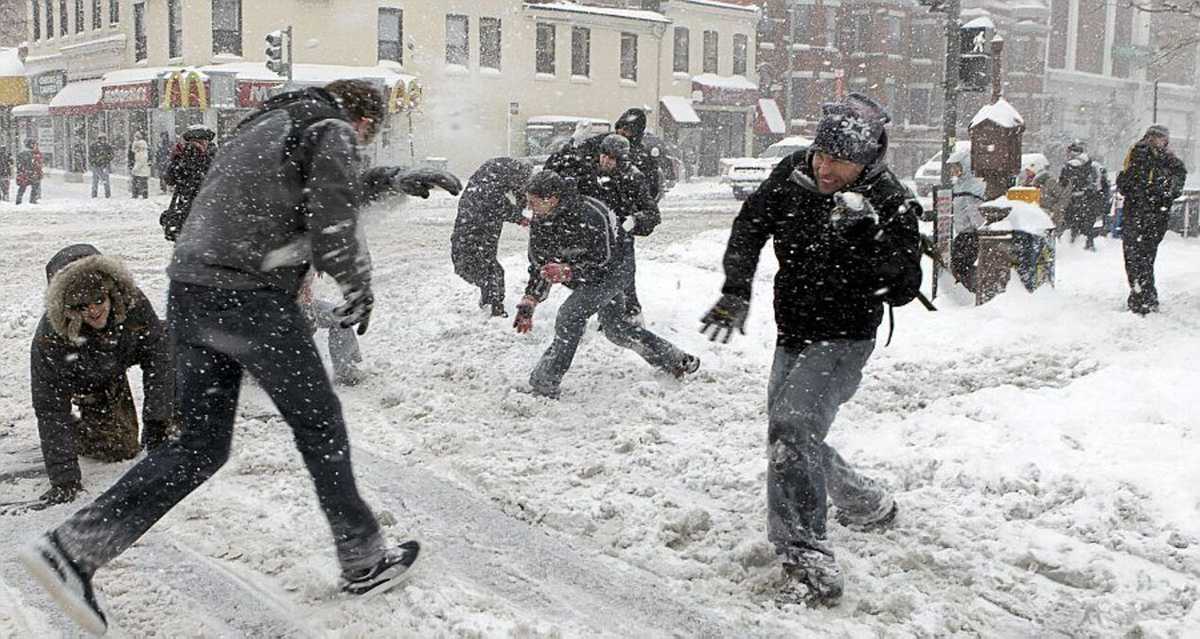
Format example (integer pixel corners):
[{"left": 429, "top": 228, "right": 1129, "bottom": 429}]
[
  {"left": 621, "top": 32, "right": 638, "bottom": 82},
  {"left": 445, "top": 14, "right": 469, "bottom": 66},
  {"left": 212, "top": 0, "right": 242, "bottom": 56},
  {"left": 134, "top": 2, "right": 147, "bottom": 61},
  {"left": 733, "top": 34, "right": 748, "bottom": 76},
  {"left": 378, "top": 8, "right": 403, "bottom": 64},
  {"left": 702, "top": 31, "right": 718, "bottom": 74},
  {"left": 480, "top": 17, "right": 501, "bottom": 70},
  {"left": 536, "top": 23, "right": 555, "bottom": 75},
  {"left": 168, "top": 0, "right": 182, "bottom": 58},
  {"left": 673, "top": 27, "right": 689, "bottom": 74},
  {"left": 571, "top": 27, "right": 590, "bottom": 78}
]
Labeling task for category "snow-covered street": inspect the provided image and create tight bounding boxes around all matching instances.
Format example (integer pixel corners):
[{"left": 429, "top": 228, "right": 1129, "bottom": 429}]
[{"left": 1, "top": 176, "right": 1198, "bottom": 637}]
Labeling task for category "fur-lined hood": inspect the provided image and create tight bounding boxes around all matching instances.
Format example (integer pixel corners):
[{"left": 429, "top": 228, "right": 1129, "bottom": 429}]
[{"left": 45, "top": 251, "right": 139, "bottom": 342}]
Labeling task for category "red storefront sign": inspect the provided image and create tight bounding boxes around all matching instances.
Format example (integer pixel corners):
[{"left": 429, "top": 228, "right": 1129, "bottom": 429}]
[
  {"left": 101, "top": 83, "right": 156, "bottom": 109},
  {"left": 238, "top": 81, "right": 284, "bottom": 109}
]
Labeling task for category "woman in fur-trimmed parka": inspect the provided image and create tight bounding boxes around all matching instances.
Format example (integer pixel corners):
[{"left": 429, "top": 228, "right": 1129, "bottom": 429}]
[{"left": 30, "top": 244, "right": 176, "bottom": 505}]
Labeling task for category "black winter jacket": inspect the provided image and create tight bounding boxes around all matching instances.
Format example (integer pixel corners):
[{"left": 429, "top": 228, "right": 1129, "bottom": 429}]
[
  {"left": 89, "top": 141, "right": 114, "bottom": 169},
  {"left": 452, "top": 157, "right": 531, "bottom": 252},
  {"left": 1117, "top": 142, "right": 1188, "bottom": 233},
  {"left": 545, "top": 141, "right": 660, "bottom": 236},
  {"left": 32, "top": 246, "right": 174, "bottom": 486},
  {"left": 524, "top": 192, "right": 626, "bottom": 301},
  {"left": 721, "top": 147, "right": 923, "bottom": 347}
]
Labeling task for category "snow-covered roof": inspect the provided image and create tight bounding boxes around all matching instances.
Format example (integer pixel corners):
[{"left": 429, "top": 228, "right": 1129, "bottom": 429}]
[
  {"left": 692, "top": 73, "right": 757, "bottom": 91},
  {"left": 524, "top": 2, "right": 671, "bottom": 24},
  {"left": 102, "top": 66, "right": 182, "bottom": 85},
  {"left": 677, "top": 0, "right": 759, "bottom": 13},
  {"left": 49, "top": 79, "right": 103, "bottom": 108},
  {"left": 527, "top": 115, "right": 610, "bottom": 125},
  {"left": 12, "top": 103, "right": 49, "bottom": 118},
  {"left": 971, "top": 98, "right": 1024, "bottom": 129},
  {"left": 662, "top": 96, "right": 701, "bottom": 124},
  {"left": 0, "top": 48, "right": 24, "bottom": 77},
  {"left": 980, "top": 197, "right": 1055, "bottom": 233},
  {"left": 199, "top": 62, "right": 415, "bottom": 86}
]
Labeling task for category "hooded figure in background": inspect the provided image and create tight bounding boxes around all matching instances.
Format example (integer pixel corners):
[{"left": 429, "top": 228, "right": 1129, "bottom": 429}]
[
  {"left": 1059, "top": 140, "right": 1111, "bottom": 250},
  {"left": 160, "top": 125, "right": 216, "bottom": 241},
  {"left": 947, "top": 148, "right": 986, "bottom": 292},
  {"left": 30, "top": 244, "right": 176, "bottom": 505},
  {"left": 613, "top": 108, "right": 664, "bottom": 202},
  {"left": 451, "top": 157, "right": 534, "bottom": 317}
]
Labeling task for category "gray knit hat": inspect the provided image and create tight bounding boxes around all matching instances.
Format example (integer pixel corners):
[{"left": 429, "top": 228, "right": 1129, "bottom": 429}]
[
  {"left": 599, "top": 134, "right": 630, "bottom": 161},
  {"left": 811, "top": 92, "right": 890, "bottom": 166}
]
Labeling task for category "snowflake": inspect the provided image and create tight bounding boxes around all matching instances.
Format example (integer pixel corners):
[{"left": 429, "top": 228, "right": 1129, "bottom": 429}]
[{"left": 838, "top": 116, "right": 874, "bottom": 143}]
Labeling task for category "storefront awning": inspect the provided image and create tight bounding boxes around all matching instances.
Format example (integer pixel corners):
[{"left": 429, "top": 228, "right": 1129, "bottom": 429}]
[
  {"left": 755, "top": 98, "right": 786, "bottom": 135},
  {"left": 49, "top": 80, "right": 104, "bottom": 116},
  {"left": 197, "top": 62, "right": 421, "bottom": 112},
  {"left": 0, "top": 48, "right": 27, "bottom": 106},
  {"left": 12, "top": 103, "right": 50, "bottom": 118},
  {"left": 660, "top": 96, "right": 700, "bottom": 125},
  {"left": 691, "top": 73, "right": 759, "bottom": 108}
]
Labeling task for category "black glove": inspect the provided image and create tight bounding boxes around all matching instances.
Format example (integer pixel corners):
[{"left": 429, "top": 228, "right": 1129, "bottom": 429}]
[
  {"left": 830, "top": 192, "right": 879, "bottom": 238},
  {"left": 699, "top": 294, "right": 750, "bottom": 343},
  {"left": 391, "top": 167, "right": 463, "bottom": 198},
  {"left": 334, "top": 287, "right": 374, "bottom": 336},
  {"left": 40, "top": 481, "right": 83, "bottom": 506}
]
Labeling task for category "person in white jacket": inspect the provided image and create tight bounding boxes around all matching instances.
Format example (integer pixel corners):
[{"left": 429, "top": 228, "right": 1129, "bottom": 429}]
[
  {"left": 947, "top": 148, "right": 986, "bottom": 291},
  {"left": 129, "top": 132, "right": 151, "bottom": 199}
]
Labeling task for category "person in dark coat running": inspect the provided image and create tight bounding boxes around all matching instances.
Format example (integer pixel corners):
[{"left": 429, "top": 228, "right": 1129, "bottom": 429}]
[
  {"left": 700, "top": 93, "right": 922, "bottom": 605},
  {"left": 30, "top": 245, "right": 176, "bottom": 506},
  {"left": 1116, "top": 125, "right": 1188, "bottom": 314},
  {"left": 513, "top": 171, "right": 697, "bottom": 399},
  {"left": 18, "top": 80, "right": 461, "bottom": 636},
  {"left": 451, "top": 157, "right": 534, "bottom": 317},
  {"left": 159, "top": 125, "right": 216, "bottom": 241}
]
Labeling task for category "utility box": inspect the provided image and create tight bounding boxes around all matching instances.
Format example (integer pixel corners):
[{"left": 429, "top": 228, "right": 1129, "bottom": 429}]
[{"left": 970, "top": 98, "right": 1026, "bottom": 200}]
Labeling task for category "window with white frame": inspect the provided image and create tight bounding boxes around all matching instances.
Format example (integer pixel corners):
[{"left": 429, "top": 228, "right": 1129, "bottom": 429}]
[
  {"left": 572, "top": 27, "right": 590, "bottom": 77},
  {"left": 74, "top": 0, "right": 83, "bottom": 33},
  {"left": 536, "top": 23, "right": 555, "bottom": 75},
  {"left": 673, "top": 27, "right": 689, "bottom": 73},
  {"left": 57, "top": 0, "right": 66, "bottom": 36},
  {"left": 134, "top": 2, "right": 147, "bottom": 60},
  {"left": 32, "top": 1, "right": 41, "bottom": 39},
  {"left": 621, "top": 32, "right": 638, "bottom": 81},
  {"left": 445, "top": 14, "right": 469, "bottom": 66},
  {"left": 108, "top": 0, "right": 117, "bottom": 24},
  {"left": 212, "top": 0, "right": 241, "bottom": 56},
  {"left": 908, "top": 87, "right": 930, "bottom": 126},
  {"left": 378, "top": 8, "right": 403, "bottom": 64},
  {"left": 91, "top": 0, "right": 99, "bottom": 28},
  {"left": 480, "top": 17, "right": 501, "bottom": 70},
  {"left": 44, "top": 1, "right": 52, "bottom": 38}
]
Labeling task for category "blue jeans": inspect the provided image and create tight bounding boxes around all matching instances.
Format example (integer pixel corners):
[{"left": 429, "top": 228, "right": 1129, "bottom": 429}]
[
  {"left": 91, "top": 166, "right": 111, "bottom": 198},
  {"left": 54, "top": 282, "right": 385, "bottom": 577},
  {"left": 530, "top": 254, "right": 686, "bottom": 395},
  {"left": 766, "top": 340, "right": 888, "bottom": 558}
]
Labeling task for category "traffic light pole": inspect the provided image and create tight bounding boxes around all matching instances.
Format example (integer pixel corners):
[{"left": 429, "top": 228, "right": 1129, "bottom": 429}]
[
  {"left": 939, "top": 0, "right": 961, "bottom": 192},
  {"left": 286, "top": 25, "right": 294, "bottom": 83}
]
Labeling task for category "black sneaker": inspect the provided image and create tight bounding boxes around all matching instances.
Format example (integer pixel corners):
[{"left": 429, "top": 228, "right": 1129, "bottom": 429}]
[
  {"left": 489, "top": 302, "right": 509, "bottom": 319},
  {"left": 339, "top": 540, "right": 420, "bottom": 596},
  {"left": 835, "top": 496, "right": 898, "bottom": 532},
  {"left": 671, "top": 354, "right": 701, "bottom": 379},
  {"left": 18, "top": 532, "right": 108, "bottom": 635}
]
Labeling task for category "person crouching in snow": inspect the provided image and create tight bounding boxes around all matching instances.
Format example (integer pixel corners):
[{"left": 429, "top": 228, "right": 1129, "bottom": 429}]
[
  {"left": 31, "top": 244, "right": 176, "bottom": 506},
  {"left": 700, "top": 93, "right": 922, "bottom": 605},
  {"left": 513, "top": 170, "right": 699, "bottom": 399}
]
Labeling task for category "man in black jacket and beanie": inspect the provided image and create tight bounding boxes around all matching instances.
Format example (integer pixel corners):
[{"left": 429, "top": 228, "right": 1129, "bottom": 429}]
[
  {"left": 452, "top": 157, "right": 534, "bottom": 317},
  {"left": 31, "top": 244, "right": 176, "bottom": 506},
  {"left": 700, "top": 93, "right": 922, "bottom": 605},
  {"left": 1116, "top": 125, "right": 1188, "bottom": 314},
  {"left": 514, "top": 170, "right": 697, "bottom": 399},
  {"left": 20, "top": 80, "right": 461, "bottom": 636}
]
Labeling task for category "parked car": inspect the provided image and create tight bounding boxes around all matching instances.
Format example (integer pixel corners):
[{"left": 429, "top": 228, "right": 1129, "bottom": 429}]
[{"left": 719, "top": 135, "right": 813, "bottom": 200}]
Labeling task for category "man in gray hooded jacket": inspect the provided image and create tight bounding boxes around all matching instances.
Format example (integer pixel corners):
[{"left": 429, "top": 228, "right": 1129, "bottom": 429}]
[{"left": 21, "top": 80, "right": 461, "bottom": 636}]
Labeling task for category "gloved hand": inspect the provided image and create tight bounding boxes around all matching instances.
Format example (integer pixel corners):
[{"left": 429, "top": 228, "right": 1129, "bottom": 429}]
[
  {"left": 514, "top": 295, "right": 538, "bottom": 334},
  {"left": 540, "top": 262, "right": 573, "bottom": 284},
  {"left": 390, "top": 167, "right": 463, "bottom": 198},
  {"left": 334, "top": 287, "right": 374, "bottom": 335},
  {"left": 699, "top": 294, "right": 750, "bottom": 343},
  {"left": 830, "top": 192, "right": 879, "bottom": 238},
  {"left": 40, "top": 481, "right": 83, "bottom": 506}
]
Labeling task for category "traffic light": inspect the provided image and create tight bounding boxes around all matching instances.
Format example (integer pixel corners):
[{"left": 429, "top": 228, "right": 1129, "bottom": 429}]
[
  {"left": 917, "top": 0, "right": 947, "bottom": 12},
  {"left": 265, "top": 28, "right": 291, "bottom": 78},
  {"left": 959, "top": 25, "right": 990, "bottom": 91}
]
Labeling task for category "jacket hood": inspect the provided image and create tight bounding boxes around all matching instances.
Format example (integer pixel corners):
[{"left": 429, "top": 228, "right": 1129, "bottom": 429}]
[
  {"left": 45, "top": 244, "right": 101, "bottom": 283},
  {"left": 46, "top": 252, "right": 139, "bottom": 342},
  {"left": 614, "top": 108, "right": 648, "bottom": 145}
]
